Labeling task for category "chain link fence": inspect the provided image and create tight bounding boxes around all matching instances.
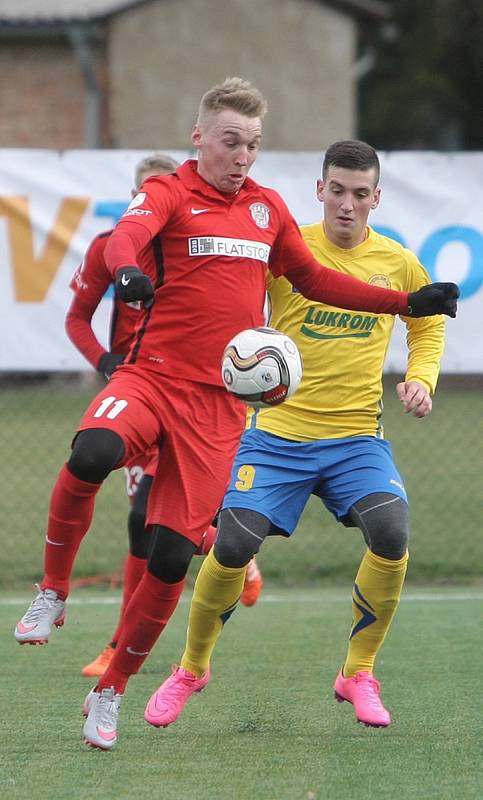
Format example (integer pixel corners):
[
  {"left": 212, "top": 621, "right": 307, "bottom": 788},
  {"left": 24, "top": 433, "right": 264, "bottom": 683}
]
[{"left": 2, "top": 372, "right": 481, "bottom": 590}]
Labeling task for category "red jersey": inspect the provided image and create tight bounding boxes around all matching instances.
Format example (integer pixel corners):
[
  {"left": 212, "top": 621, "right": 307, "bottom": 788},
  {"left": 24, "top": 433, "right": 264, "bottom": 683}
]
[
  {"left": 66, "top": 229, "right": 164, "bottom": 369},
  {"left": 105, "top": 160, "right": 408, "bottom": 386}
]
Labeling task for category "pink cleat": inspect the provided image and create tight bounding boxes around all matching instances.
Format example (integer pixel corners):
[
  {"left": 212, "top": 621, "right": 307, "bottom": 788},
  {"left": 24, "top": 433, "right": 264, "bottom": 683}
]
[
  {"left": 144, "top": 665, "right": 211, "bottom": 728},
  {"left": 334, "top": 669, "right": 391, "bottom": 727}
]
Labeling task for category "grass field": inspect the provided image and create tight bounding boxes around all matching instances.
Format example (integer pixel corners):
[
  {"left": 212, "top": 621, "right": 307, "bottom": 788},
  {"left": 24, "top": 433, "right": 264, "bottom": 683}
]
[
  {"left": 2, "top": 374, "right": 482, "bottom": 588},
  {"left": 2, "top": 585, "right": 483, "bottom": 800}
]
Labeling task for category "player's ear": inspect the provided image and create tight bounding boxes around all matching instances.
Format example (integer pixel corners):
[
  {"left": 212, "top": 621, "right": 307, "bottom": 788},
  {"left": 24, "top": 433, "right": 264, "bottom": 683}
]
[
  {"left": 191, "top": 124, "right": 201, "bottom": 148},
  {"left": 316, "top": 179, "right": 324, "bottom": 203},
  {"left": 371, "top": 187, "right": 381, "bottom": 209}
]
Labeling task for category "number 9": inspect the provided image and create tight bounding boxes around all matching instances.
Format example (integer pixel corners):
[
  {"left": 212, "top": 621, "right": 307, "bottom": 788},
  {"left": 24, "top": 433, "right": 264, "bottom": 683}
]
[{"left": 235, "top": 464, "right": 256, "bottom": 492}]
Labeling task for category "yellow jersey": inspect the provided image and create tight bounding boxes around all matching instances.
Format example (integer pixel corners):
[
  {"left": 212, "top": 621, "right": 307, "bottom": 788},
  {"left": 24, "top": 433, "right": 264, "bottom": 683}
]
[{"left": 249, "top": 222, "right": 445, "bottom": 441}]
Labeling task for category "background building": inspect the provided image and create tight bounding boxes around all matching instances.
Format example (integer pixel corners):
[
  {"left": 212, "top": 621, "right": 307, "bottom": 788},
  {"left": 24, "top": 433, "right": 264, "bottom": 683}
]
[{"left": 0, "top": 0, "right": 388, "bottom": 149}]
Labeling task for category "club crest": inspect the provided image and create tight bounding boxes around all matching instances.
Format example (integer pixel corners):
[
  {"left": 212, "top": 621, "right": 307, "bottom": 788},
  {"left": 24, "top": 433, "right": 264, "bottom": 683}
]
[
  {"left": 249, "top": 202, "right": 270, "bottom": 229},
  {"left": 369, "top": 273, "right": 391, "bottom": 289}
]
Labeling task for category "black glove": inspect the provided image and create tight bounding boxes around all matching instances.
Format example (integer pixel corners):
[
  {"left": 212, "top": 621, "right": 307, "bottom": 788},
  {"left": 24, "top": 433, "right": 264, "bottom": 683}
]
[
  {"left": 97, "top": 352, "right": 124, "bottom": 379},
  {"left": 115, "top": 266, "right": 154, "bottom": 309},
  {"left": 407, "top": 282, "right": 459, "bottom": 318}
]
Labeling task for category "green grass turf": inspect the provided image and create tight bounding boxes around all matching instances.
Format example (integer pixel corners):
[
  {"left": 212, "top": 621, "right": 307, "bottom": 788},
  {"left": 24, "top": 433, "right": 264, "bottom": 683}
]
[
  {"left": 2, "top": 585, "right": 483, "bottom": 800},
  {"left": 2, "top": 375, "right": 482, "bottom": 587}
]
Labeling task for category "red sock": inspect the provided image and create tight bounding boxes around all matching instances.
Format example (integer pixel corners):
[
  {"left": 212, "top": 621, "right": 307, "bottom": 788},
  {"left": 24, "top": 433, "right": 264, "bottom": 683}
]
[
  {"left": 41, "top": 464, "right": 101, "bottom": 600},
  {"left": 195, "top": 524, "right": 217, "bottom": 555},
  {"left": 110, "top": 553, "right": 146, "bottom": 644},
  {"left": 99, "top": 571, "right": 185, "bottom": 694}
]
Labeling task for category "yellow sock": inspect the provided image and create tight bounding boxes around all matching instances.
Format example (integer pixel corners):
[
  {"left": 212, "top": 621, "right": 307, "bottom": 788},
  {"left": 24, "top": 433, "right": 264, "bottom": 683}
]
[
  {"left": 180, "top": 549, "right": 246, "bottom": 677},
  {"left": 343, "top": 548, "right": 408, "bottom": 677}
]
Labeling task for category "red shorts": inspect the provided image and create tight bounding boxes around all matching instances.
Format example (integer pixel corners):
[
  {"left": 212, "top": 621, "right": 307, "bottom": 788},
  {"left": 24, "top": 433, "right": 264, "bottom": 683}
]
[
  {"left": 124, "top": 446, "right": 158, "bottom": 502},
  {"left": 77, "top": 366, "right": 246, "bottom": 544}
]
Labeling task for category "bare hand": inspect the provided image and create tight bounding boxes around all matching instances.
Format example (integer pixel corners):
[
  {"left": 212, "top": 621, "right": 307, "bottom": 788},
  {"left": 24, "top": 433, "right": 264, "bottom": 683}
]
[{"left": 396, "top": 380, "right": 432, "bottom": 418}]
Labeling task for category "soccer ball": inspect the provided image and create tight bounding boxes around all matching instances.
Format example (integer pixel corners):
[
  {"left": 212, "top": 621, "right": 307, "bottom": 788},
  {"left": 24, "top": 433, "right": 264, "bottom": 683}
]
[{"left": 221, "top": 326, "right": 303, "bottom": 408}]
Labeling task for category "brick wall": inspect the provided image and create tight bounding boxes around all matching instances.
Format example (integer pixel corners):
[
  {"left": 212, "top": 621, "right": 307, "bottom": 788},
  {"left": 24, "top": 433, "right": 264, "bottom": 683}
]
[
  {"left": 0, "top": 39, "right": 106, "bottom": 148},
  {"left": 0, "top": 0, "right": 357, "bottom": 150}
]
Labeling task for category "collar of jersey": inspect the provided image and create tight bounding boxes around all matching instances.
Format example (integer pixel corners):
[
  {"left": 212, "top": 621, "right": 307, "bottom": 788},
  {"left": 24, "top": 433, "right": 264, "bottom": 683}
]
[
  {"left": 178, "top": 159, "right": 257, "bottom": 202},
  {"left": 312, "top": 222, "right": 376, "bottom": 259}
]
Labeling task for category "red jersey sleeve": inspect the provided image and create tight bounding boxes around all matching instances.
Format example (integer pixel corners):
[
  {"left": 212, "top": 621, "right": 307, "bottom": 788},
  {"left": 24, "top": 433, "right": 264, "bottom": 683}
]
[
  {"left": 65, "top": 232, "right": 112, "bottom": 369},
  {"left": 270, "top": 207, "right": 409, "bottom": 316},
  {"left": 65, "top": 296, "right": 106, "bottom": 369},
  {"left": 104, "top": 224, "right": 153, "bottom": 276},
  {"left": 104, "top": 174, "right": 177, "bottom": 277}
]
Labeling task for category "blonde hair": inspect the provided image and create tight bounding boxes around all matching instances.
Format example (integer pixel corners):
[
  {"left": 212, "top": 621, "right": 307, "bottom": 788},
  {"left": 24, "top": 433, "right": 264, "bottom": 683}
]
[
  {"left": 197, "top": 77, "right": 268, "bottom": 125},
  {"left": 134, "top": 153, "right": 179, "bottom": 189}
]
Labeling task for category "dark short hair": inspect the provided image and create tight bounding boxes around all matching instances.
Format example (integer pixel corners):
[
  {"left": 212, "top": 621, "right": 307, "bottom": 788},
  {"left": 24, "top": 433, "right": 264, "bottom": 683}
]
[{"left": 322, "top": 140, "right": 380, "bottom": 184}]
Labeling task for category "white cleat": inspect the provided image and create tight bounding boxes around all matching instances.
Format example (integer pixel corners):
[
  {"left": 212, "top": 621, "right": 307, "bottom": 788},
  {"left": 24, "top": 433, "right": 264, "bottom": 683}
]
[
  {"left": 14, "top": 585, "right": 66, "bottom": 644},
  {"left": 83, "top": 687, "right": 123, "bottom": 751}
]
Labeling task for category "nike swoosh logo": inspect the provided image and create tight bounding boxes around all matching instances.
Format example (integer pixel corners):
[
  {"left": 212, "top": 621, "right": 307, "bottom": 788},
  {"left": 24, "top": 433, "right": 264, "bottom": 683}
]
[
  {"left": 16, "top": 622, "right": 38, "bottom": 633},
  {"left": 191, "top": 207, "right": 210, "bottom": 215},
  {"left": 126, "top": 646, "right": 149, "bottom": 656},
  {"left": 96, "top": 727, "right": 116, "bottom": 741},
  {"left": 45, "top": 536, "right": 64, "bottom": 546},
  {"left": 121, "top": 274, "right": 131, "bottom": 286}
]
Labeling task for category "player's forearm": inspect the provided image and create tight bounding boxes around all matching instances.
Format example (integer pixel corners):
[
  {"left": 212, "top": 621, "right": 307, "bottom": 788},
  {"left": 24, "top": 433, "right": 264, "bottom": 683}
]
[
  {"left": 285, "top": 263, "right": 409, "bottom": 315},
  {"left": 405, "top": 321, "right": 445, "bottom": 395},
  {"left": 403, "top": 315, "right": 446, "bottom": 394},
  {"left": 104, "top": 223, "right": 152, "bottom": 277},
  {"left": 65, "top": 311, "right": 106, "bottom": 370}
]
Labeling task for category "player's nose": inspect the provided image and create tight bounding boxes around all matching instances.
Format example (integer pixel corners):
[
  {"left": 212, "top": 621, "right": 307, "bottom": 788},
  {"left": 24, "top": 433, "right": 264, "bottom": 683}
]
[
  {"left": 235, "top": 146, "right": 249, "bottom": 166},
  {"left": 340, "top": 194, "right": 354, "bottom": 211}
]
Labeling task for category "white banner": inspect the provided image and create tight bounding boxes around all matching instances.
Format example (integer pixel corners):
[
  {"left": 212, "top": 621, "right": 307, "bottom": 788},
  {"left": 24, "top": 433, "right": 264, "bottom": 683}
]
[{"left": 1, "top": 150, "right": 481, "bottom": 372}]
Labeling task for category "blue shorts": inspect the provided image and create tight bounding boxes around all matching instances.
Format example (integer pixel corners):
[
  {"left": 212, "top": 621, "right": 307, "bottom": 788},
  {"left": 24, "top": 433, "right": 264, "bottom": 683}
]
[{"left": 222, "top": 428, "right": 407, "bottom": 535}]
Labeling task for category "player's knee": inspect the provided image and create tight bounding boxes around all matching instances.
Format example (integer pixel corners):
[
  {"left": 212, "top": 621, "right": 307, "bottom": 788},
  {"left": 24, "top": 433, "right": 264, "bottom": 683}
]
[
  {"left": 128, "top": 509, "right": 150, "bottom": 558},
  {"left": 371, "top": 523, "right": 409, "bottom": 559},
  {"left": 351, "top": 493, "right": 409, "bottom": 560},
  {"left": 214, "top": 507, "right": 269, "bottom": 567},
  {"left": 147, "top": 525, "right": 197, "bottom": 583},
  {"left": 68, "top": 429, "right": 125, "bottom": 483}
]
